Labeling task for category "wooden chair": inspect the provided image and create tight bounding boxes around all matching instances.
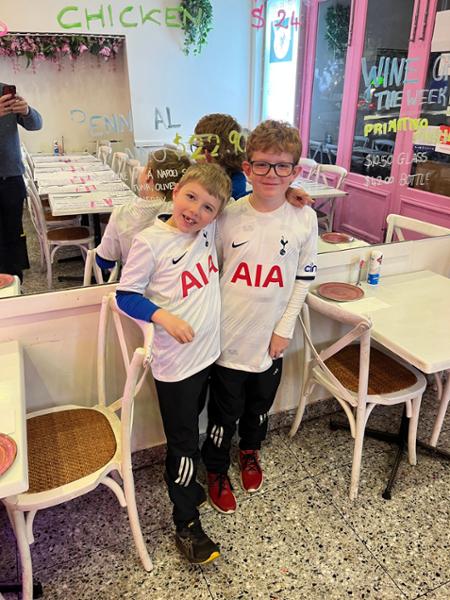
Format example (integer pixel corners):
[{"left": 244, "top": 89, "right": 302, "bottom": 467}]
[
  {"left": 1, "top": 294, "right": 153, "bottom": 600},
  {"left": 83, "top": 248, "right": 120, "bottom": 286},
  {"left": 126, "top": 159, "right": 141, "bottom": 189},
  {"left": 385, "top": 214, "right": 450, "bottom": 242},
  {"left": 26, "top": 181, "right": 94, "bottom": 289},
  {"left": 314, "top": 164, "right": 348, "bottom": 232},
  {"left": 25, "top": 176, "right": 80, "bottom": 228},
  {"left": 131, "top": 165, "right": 145, "bottom": 195},
  {"left": 289, "top": 293, "right": 427, "bottom": 500}
]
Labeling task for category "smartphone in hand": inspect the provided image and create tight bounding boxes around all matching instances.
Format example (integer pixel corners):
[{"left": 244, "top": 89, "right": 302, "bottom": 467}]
[{"left": 2, "top": 84, "right": 16, "bottom": 97}]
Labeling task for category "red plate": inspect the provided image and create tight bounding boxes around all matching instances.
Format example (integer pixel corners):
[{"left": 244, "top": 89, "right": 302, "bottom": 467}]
[
  {"left": 321, "top": 232, "right": 354, "bottom": 243},
  {"left": 0, "top": 274, "right": 14, "bottom": 289},
  {"left": 0, "top": 433, "right": 17, "bottom": 477},
  {"left": 317, "top": 282, "right": 364, "bottom": 302}
]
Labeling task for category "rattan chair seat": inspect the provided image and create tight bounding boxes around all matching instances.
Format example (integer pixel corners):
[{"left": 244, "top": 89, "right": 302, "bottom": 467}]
[
  {"left": 26, "top": 408, "right": 117, "bottom": 494},
  {"left": 47, "top": 226, "right": 91, "bottom": 241},
  {"left": 45, "top": 213, "right": 77, "bottom": 222},
  {"left": 325, "top": 346, "right": 417, "bottom": 395}
]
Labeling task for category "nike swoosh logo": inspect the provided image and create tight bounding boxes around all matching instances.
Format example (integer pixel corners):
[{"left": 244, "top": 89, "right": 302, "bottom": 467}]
[
  {"left": 232, "top": 241, "right": 248, "bottom": 248},
  {"left": 172, "top": 251, "right": 187, "bottom": 265}
]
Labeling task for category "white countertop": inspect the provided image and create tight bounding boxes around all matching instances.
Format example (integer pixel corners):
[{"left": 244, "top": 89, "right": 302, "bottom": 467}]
[
  {"left": 0, "top": 341, "right": 28, "bottom": 499},
  {"left": 333, "top": 270, "right": 450, "bottom": 374}
]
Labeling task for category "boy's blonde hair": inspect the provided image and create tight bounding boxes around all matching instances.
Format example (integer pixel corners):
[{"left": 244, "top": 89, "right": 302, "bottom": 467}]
[
  {"left": 146, "top": 149, "right": 192, "bottom": 201},
  {"left": 246, "top": 120, "right": 302, "bottom": 164},
  {"left": 194, "top": 113, "right": 244, "bottom": 176},
  {"left": 178, "top": 163, "right": 231, "bottom": 212}
]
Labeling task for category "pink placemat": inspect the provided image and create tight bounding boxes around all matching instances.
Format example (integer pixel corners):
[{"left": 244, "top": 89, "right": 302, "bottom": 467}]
[
  {"left": 0, "top": 274, "right": 14, "bottom": 289},
  {"left": 321, "top": 232, "right": 354, "bottom": 244},
  {"left": 0, "top": 433, "right": 17, "bottom": 477},
  {"left": 317, "top": 282, "right": 364, "bottom": 302}
]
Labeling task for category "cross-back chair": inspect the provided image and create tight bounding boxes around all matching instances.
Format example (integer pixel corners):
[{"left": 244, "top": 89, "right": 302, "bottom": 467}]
[
  {"left": 385, "top": 213, "right": 450, "bottom": 242},
  {"left": 26, "top": 181, "right": 94, "bottom": 289},
  {"left": 314, "top": 164, "right": 348, "bottom": 232},
  {"left": 98, "top": 145, "right": 113, "bottom": 165},
  {"left": 83, "top": 248, "right": 120, "bottom": 286},
  {"left": 299, "top": 158, "right": 319, "bottom": 181},
  {"left": 111, "top": 152, "right": 129, "bottom": 181},
  {"left": 289, "top": 293, "right": 427, "bottom": 500},
  {"left": 1, "top": 293, "right": 154, "bottom": 600}
]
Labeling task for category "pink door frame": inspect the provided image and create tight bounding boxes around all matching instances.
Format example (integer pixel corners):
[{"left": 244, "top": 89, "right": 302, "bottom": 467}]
[{"left": 299, "top": 0, "right": 450, "bottom": 241}]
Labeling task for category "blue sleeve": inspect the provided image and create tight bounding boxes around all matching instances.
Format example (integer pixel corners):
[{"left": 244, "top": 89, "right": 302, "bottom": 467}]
[
  {"left": 18, "top": 107, "right": 43, "bottom": 131},
  {"left": 231, "top": 171, "right": 247, "bottom": 200},
  {"left": 96, "top": 253, "right": 116, "bottom": 270},
  {"left": 116, "top": 290, "right": 160, "bottom": 322}
]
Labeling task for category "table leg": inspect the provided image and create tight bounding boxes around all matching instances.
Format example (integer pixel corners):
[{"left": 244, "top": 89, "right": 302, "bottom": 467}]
[{"left": 430, "top": 370, "right": 450, "bottom": 447}]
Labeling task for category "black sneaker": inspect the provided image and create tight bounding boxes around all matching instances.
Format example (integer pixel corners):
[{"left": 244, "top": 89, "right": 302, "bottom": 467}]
[
  {"left": 175, "top": 519, "right": 220, "bottom": 564},
  {"left": 197, "top": 486, "right": 207, "bottom": 509}
]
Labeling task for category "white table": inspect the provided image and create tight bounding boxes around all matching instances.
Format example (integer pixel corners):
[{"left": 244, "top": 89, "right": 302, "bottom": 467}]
[
  {"left": 0, "top": 275, "right": 20, "bottom": 298},
  {"left": 318, "top": 236, "right": 370, "bottom": 253},
  {"left": 0, "top": 341, "right": 27, "bottom": 499},
  {"left": 48, "top": 189, "right": 136, "bottom": 216},
  {"left": 334, "top": 270, "right": 450, "bottom": 445},
  {"left": 34, "top": 163, "right": 110, "bottom": 173},
  {"left": 38, "top": 181, "right": 130, "bottom": 196},
  {"left": 31, "top": 152, "right": 93, "bottom": 164},
  {"left": 291, "top": 177, "right": 348, "bottom": 199},
  {"left": 35, "top": 170, "right": 120, "bottom": 187}
]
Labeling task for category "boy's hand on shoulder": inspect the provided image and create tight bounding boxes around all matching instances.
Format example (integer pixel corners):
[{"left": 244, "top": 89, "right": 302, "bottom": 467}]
[
  {"left": 269, "top": 333, "right": 289, "bottom": 359},
  {"left": 286, "top": 187, "right": 314, "bottom": 208},
  {"left": 152, "top": 309, "right": 195, "bottom": 344}
]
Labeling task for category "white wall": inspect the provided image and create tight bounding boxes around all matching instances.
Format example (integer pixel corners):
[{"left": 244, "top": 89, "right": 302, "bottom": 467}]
[
  {"left": 1, "top": 49, "right": 134, "bottom": 153},
  {"left": 0, "top": 237, "right": 448, "bottom": 451},
  {"left": 1, "top": 0, "right": 252, "bottom": 145}
]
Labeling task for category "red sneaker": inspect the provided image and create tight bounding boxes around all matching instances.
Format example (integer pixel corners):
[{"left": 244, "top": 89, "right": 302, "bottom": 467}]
[
  {"left": 207, "top": 472, "right": 237, "bottom": 514},
  {"left": 239, "top": 450, "right": 263, "bottom": 493}
]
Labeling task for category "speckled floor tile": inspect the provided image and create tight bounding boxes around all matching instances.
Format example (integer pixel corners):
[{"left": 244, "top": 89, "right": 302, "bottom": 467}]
[
  {"left": 418, "top": 581, "right": 450, "bottom": 599},
  {"left": 282, "top": 414, "right": 393, "bottom": 477},
  {"left": 314, "top": 452, "right": 450, "bottom": 598},
  {"left": 199, "top": 478, "right": 404, "bottom": 600},
  {"left": 225, "top": 430, "right": 309, "bottom": 501},
  {"left": 33, "top": 527, "right": 213, "bottom": 600},
  {"left": 0, "top": 506, "right": 19, "bottom": 599}
]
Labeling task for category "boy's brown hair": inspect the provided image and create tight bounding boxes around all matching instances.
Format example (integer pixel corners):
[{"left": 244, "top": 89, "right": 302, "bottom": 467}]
[
  {"left": 194, "top": 113, "right": 244, "bottom": 176},
  {"left": 146, "top": 149, "right": 192, "bottom": 201},
  {"left": 178, "top": 163, "right": 231, "bottom": 212},
  {"left": 245, "top": 120, "right": 302, "bottom": 164}
]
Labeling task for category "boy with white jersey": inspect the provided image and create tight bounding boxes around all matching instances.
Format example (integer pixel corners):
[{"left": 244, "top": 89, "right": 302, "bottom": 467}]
[
  {"left": 116, "top": 163, "right": 230, "bottom": 565},
  {"left": 95, "top": 150, "right": 191, "bottom": 270},
  {"left": 201, "top": 120, "right": 318, "bottom": 514}
]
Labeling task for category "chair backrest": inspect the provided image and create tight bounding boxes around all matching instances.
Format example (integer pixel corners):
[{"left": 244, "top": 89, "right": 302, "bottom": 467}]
[
  {"left": 96, "top": 139, "right": 111, "bottom": 157},
  {"left": 25, "top": 179, "right": 49, "bottom": 243},
  {"left": 299, "top": 158, "right": 319, "bottom": 180},
  {"left": 97, "top": 293, "right": 154, "bottom": 459},
  {"left": 385, "top": 214, "right": 450, "bottom": 243},
  {"left": 131, "top": 165, "right": 145, "bottom": 195},
  {"left": 372, "top": 138, "right": 395, "bottom": 152},
  {"left": 317, "top": 164, "right": 348, "bottom": 189},
  {"left": 111, "top": 152, "right": 129, "bottom": 179},
  {"left": 83, "top": 248, "right": 120, "bottom": 286},
  {"left": 98, "top": 145, "right": 112, "bottom": 165},
  {"left": 300, "top": 293, "right": 372, "bottom": 412},
  {"left": 126, "top": 159, "right": 141, "bottom": 188}
]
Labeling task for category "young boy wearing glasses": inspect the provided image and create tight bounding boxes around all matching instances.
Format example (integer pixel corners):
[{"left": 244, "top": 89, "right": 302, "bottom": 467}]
[{"left": 201, "top": 120, "right": 318, "bottom": 514}]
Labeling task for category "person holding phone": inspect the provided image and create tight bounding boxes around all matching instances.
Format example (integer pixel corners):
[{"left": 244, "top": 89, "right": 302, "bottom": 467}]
[{"left": 0, "top": 83, "right": 42, "bottom": 281}]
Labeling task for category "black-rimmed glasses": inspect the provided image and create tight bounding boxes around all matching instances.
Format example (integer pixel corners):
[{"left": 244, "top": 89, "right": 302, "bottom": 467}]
[{"left": 248, "top": 160, "right": 296, "bottom": 177}]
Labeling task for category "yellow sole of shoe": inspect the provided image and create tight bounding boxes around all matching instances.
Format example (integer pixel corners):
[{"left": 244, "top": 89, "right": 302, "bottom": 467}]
[{"left": 199, "top": 551, "right": 220, "bottom": 564}]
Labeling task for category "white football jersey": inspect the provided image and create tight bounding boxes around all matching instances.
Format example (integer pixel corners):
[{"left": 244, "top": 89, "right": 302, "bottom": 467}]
[
  {"left": 217, "top": 196, "right": 318, "bottom": 372},
  {"left": 117, "top": 216, "right": 220, "bottom": 382},
  {"left": 97, "top": 197, "right": 173, "bottom": 265}
]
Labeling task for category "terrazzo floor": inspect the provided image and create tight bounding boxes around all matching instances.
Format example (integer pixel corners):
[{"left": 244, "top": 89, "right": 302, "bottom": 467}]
[{"left": 1, "top": 386, "right": 450, "bottom": 600}]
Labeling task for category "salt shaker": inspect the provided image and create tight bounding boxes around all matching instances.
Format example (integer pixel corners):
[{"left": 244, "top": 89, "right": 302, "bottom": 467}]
[{"left": 367, "top": 250, "right": 383, "bottom": 286}]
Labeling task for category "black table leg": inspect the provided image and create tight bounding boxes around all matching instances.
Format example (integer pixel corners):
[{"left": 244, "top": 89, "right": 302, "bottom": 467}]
[
  {"left": 329, "top": 408, "right": 450, "bottom": 500},
  {"left": 0, "top": 579, "right": 43, "bottom": 598}
]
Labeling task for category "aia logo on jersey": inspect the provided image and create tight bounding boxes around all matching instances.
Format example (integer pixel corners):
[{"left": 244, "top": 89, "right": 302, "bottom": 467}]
[
  {"left": 280, "top": 236, "right": 288, "bottom": 255},
  {"left": 230, "top": 262, "right": 284, "bottom": 288},
  {"left": 304, "top": 263, "right": 317, "bottom": 273},
  {"left": 181, "top": 255, "right": 218, "bottom": 298}
]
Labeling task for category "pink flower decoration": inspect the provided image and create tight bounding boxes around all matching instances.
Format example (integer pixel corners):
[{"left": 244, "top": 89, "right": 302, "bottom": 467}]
[{"left": 99, "top": 46, "right": 111, "bottom": 58}]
